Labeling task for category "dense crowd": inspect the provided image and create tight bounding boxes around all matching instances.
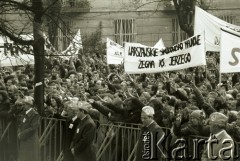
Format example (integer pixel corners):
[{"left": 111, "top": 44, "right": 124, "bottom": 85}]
[{"left": 0, "top": 52, "right": 240, "bottom": 160}]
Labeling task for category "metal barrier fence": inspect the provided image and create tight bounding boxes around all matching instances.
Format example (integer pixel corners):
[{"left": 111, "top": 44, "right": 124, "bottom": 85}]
[
  {"left": 0, "top": 119, "right": 18, "bottom": 161},
  {"left": 1, "top": 118, "right": 240, "bottom": 161},
  {"left": 39, "top": 118, "right": 65, "bottom": 161}
]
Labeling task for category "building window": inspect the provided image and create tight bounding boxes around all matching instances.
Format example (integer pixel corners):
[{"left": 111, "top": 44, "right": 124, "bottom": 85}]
[
  {"left": 172, "top": 18, "right": 188, "bottom": 45},
  {"left": 114, "top": 19, "right": 136, "bottom": 46},
  {"left": 57, "top": 21, "right": 72, "bottom": 51},
  {"left": 219, "top": 15, "right": 236, "bottom": 24}
]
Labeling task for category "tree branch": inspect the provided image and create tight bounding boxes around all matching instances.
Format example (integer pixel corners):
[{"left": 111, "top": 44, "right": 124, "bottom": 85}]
[
  {"left": 41, "top": 0, "right": 60, "bottom": 16},
  {"left": 0, "top": 0, "right": 34, "bottom": 12},
  {"left": 0, "top": 25, "right": 33, "bottom": 45}
]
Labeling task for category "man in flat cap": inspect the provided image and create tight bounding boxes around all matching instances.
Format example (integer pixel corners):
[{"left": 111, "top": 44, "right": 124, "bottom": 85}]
[
  {"left": 70, "top": 101, "right": 96, "bottom": 161},
  {"left": 202, "top": 112, "right": 234, "bottom": 161},
  {"left": 16, "top": 96, "right": 40, "bottom": 161},
  {"left": 135, "top": 106, "right": 165, "bottom": 161}
]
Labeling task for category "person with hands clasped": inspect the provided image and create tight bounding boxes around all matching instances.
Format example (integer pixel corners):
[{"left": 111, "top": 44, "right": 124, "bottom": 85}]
[
  {"left": 70, "top": 102, "right": 97, "bottom": 161},
  {"left": 16, "top": 96, "right": 40, "bottom": 161}
]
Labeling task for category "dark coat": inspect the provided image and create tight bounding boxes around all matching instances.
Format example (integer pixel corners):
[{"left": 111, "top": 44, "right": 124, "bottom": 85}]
[
  {"left": 17, "top": 108, "right": 40, "bottom": 161},
  {"left": 201, "top": 130, "right": 234, "bottom": 161},
  {"left": 226, "top": 122, "right": 240, "bottom": 142},
  {"left": 135, "top": 121, "right": 165, "bottom": 161},
  {"left": 63, "top": 117, "right": 80, "bottom": 161},
  {"left": 173, "top": 121, "right": 210, "bottom": 137},
  {"left": 71, "top": 115, "right": 97, "bottom": 161}
]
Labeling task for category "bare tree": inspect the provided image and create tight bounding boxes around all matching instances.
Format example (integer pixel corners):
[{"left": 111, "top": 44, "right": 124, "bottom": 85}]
[
  {"left": 0, "top": 0, "right": 61, "bottom": 115},
  {"left": 125, "top": 0, "right": 212, "bottom": 37}
]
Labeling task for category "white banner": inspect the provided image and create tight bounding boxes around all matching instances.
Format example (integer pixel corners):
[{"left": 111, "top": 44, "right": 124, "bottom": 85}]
[
  {"left": 124, "top": 32, "right": 206, "bottom": 74},
  {"left": 106, "top": 38, "right": 124, "bottom": 64},
  {"left": 62, "top": 29, "right": 83, "bottom": 56},
  {"left": 220, "top": 28, "right": 240, "bottom": 73},
  {"left": 0, "top": 35, "right": 34, "bottom": 66},
  {"left": 194, "top": 6, "right": 240, "bottom": 52},
  {"left": 106, "top": 38, "right": 165, "bottom": 64},
  {"left": 0, "top": 55, "right": 34, "bottom": 67}
]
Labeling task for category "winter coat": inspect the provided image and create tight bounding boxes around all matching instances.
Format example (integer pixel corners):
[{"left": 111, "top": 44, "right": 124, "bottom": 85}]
[
  {"left": 201, "top": 130, "right": 234, "bottom": 161},
  {"left": 71, "top": 115, "right": 96, "bottom": 161},
  {"left": 63, "top": 117, "right": 80, "bottom": 161},
  {"left": 17, "top": 108, "right": 40, "bottom": 161},
  {"left": 135, "top": 121, "right": 165, "bottom": 161}
]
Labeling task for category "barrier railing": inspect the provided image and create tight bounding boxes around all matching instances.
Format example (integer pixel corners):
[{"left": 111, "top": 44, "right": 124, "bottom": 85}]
[
  {"left": 39, "top": 117, "right": 65, "bottom": 161},
  {"left": 96, "top": 122, "right": 141, "bottom": 161},
  {"left": 0, "top": 119, "right": 18, "bottom": 161},
  {"left": 1, "top": 118, "right": 240, "bottom": 161}
]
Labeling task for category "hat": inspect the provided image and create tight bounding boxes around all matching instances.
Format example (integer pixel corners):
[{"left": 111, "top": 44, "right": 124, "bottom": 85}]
[
  {"left": 190, "top": 110, "right": 205, "bottom": 120},
  {"left": 209, "top": 112, "right": 228, "bottom": 125},
  {"left": 142, "top": 106, "right": 155, "bottom": 116}
]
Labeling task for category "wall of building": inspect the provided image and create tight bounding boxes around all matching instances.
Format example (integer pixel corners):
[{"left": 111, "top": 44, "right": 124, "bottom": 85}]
[
  {"left": 63, "top": 0, "right": 240, "bottom": 48},
  {"left": 66, "top": 10, "right": 175, "bottom": 47},
  {"left": 2, "top": 0, "right": 240, "bottom": 48}
]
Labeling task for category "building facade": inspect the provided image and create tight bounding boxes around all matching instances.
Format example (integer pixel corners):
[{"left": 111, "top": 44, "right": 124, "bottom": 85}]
[
  {"left": 56, "top": 0, "right": 240, "bottom": 50},
  {"left": 1, "top": 0, "right": 240, "bottom": 50}
]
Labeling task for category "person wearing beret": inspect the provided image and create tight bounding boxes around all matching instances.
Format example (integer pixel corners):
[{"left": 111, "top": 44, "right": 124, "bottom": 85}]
[
  {"left": 172, "top": 110, "right": 210, "bottom": 160},
  {"left": 70, "top": 102, "right": 97, "bottom": 161},
  {"left": 202, "top": 112, "right": 234, "bottom": 161},
  {"left": 173, "top": 110, "right": 210, "bottom": 137},
  {"left": 62, "top": 100, "right": 80, "bottom": 161},
  {"left": 135, "top": 106, "right": 165, "bottom": 161},
  {"left": 16, "top": 96, "right": 40, "bottom": 161}
]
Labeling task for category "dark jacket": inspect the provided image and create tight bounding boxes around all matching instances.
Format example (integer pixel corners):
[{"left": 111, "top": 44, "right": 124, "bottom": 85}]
[
  {"left": 135, "top": 121, "right": 165, "bottom": 161},
  {"left": 173, "top": 121, "right": 210, "bottom": 137},
  {"left": 63, "top": 117, "right": 80, "bottom": 161},
  {"left": 71, "top": 115, "right": 96, "bottom": 161},
  {"left": 17, "top": 108, "right": 40, "bottom": 161},
  {"left": 201, "top": 130, "right": 234, "bottom": 161}
]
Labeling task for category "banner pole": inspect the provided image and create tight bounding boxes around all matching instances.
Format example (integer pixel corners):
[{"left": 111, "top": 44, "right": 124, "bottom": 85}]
[{"left": 219, "top": 72, "right": 221, "bottom": 84}]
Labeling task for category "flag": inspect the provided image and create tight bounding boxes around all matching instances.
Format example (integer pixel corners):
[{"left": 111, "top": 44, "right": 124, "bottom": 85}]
[
  {"left": 220, "top": 28, "right": 240, "bottom": 73},
  {"left": 62, "top": 29, "right": 83, "bottom": 56},
  {"left": 194, "top": 6, "right": 240, "bottom": 51},
  {"left": 154, "top": 38, "right": 165, "bottom": 50}
]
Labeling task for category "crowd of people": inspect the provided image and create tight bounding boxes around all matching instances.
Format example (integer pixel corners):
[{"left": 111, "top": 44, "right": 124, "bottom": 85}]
[{"left": 0, "top": 51, "right": 240, "bottom": 160}]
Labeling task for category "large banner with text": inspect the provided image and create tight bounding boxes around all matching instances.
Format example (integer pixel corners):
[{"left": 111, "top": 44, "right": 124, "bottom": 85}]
[
  {"left": 194, "top": 6, "right": 240, "bottom": 52},
  {"left": 124, "top": 32, "right": 206, "bottom": 74},
  {"left": 220, "top": 28, "right": 240, "bottom": 73}
]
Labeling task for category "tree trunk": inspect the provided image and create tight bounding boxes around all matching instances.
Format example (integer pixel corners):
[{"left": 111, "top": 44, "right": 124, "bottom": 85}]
[{"left": 33, "top": 0, "right": 45, "bottom": 115}]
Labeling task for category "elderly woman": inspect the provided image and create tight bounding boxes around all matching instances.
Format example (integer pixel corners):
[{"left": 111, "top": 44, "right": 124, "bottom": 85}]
[{"left": 16, "top": 96, "right": 40, "bottom": 161}]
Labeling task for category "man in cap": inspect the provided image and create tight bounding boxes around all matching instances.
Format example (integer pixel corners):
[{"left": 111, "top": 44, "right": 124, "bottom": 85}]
[
  {"left": 70, "top": 101, "right": 96, "bottom": 161},
  {"left": 135, "top": 106, "right": 165, "bottom": 161},
  {"left": 62, "top": 100, "right": 80, "bottom": 161},
  {"left": 173, "top": 110, "right": 210, "bottom": 137},
  {"left": 202, "top": 112, "right": 234, "bottom": 161},
  {"left": 16, "top": 96, "right": 40, "bottom": 161}
]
